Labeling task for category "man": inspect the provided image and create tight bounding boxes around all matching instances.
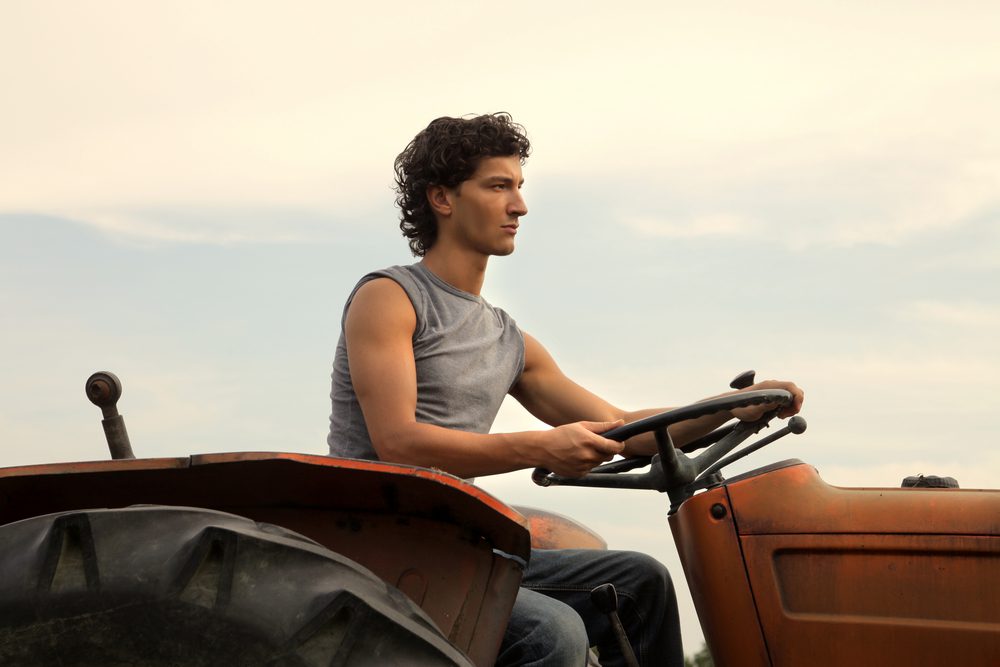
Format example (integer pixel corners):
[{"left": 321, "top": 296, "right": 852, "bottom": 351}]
[{"left": 329, "top": 113, "right": 803, "bottom": 666}]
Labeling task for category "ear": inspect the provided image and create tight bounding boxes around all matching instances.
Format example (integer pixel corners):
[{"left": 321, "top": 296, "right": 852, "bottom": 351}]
[{"left": 426, "top": 184, "right": 453, "bottom": 218}]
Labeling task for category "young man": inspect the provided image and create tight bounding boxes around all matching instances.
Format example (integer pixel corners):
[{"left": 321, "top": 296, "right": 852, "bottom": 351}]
[{"left": 328, "top": 113, "right": 804, "bottom": 666}]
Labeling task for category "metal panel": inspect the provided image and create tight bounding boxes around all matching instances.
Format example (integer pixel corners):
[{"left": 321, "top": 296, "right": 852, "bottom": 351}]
[
  {"left": 741, "top": 533, "right": 1000, "bottom": 666},
  {"left": 0, "top": 453, "right": 530, "bottom": 666},
  {"left": 670, "top": 486, "right": 771, "bottom": 667}
]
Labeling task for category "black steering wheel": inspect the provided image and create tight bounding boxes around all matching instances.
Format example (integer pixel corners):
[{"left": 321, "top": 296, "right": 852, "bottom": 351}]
[
  {"left": 604, "top": 388, "right": 790, "bottom": 445},
  {"left": 531, "top": 388, "right": 806, "bottom": 512}
]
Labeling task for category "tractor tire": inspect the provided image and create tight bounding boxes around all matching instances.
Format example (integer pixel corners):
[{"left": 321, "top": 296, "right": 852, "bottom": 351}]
[{"left": 0, "top": 506, "right": 473, "bottom": 667}]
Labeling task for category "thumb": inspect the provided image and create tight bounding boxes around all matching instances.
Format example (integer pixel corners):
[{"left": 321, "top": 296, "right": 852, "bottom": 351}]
[{"left": 579, "top": 419, "right": 625, "bottom": 435}]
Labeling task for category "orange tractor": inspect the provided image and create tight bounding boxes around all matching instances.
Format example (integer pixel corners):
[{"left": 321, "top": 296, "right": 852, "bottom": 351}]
[{"left": 0, "top": 371, "right": 996, "bottom": 665}]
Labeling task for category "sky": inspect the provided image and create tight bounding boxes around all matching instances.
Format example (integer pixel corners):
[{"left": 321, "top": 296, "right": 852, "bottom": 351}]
[{"left": 3, "top": 0, "right": 999, "bottom": 655}]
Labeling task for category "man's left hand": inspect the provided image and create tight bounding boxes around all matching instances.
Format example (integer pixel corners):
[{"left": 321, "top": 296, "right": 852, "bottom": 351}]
[{"left": 730, "top": 379, "right": 804, "bottom": 422}]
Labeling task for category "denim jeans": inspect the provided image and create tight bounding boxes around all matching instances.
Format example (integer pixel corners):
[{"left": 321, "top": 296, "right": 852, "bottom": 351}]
[{"left": 496, "top": 549, "right": 684, "bottom": 667}]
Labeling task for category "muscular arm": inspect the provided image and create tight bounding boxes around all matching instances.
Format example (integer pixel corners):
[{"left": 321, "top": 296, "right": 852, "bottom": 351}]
[
  {"left": 510, "top": 334, "right": 804, "bottom": 457},
  {"left": 343, "top": 279, "right": 625, "bottom": 478}
]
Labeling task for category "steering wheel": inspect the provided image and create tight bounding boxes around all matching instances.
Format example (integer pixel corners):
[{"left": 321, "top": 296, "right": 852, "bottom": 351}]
[{"left": 531, "top": 389, "right": 806, "bottom": 511}]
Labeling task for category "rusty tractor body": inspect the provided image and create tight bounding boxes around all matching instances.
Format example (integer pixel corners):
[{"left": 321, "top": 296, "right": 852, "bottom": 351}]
[{"left": 0, "top": 371, "right": 997, "bottom": 665}]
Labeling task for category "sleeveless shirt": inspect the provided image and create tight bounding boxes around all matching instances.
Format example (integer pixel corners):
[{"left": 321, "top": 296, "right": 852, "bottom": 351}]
[{"left": 327, "top": 263, "right": 526, "bottom": 460}]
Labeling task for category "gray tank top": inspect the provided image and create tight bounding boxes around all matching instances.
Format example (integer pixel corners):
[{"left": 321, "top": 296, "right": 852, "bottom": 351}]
[{"left": 328, "top": 263, "right": 525, "bottom": 460}]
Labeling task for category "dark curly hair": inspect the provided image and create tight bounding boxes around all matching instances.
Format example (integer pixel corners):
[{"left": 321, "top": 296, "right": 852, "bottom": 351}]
[{"left": 394, "top": 113, "right": 531, "bottom": 257}]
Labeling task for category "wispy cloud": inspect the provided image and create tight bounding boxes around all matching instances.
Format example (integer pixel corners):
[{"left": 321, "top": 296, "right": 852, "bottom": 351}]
[
  {"left": 76, "top": 211, "right": 334, "bottom": 246},
  {"left": 896, "top": 299, "right": 1000, "bottom": 329},
  {"left": 614, "top": 148, "right": 1000, "bottom": 252},
  {"left": 622, "top": 213, "right": 758, "bottom": 239},
  {"left": 802, "top": 156, "right": 1000, "bottom": 248}
]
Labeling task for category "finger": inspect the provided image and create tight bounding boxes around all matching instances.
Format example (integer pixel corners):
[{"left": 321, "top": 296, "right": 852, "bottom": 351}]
[
  {"left": 782, "top": 387, "right": 804, "bottom": 417},
  {"left": 594, "top": 437, "right": 625, "bottom": 457}
]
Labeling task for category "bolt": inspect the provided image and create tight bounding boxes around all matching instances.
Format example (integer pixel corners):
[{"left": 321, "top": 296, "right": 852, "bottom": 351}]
[{"left": 710, "top": 503, "right": 727, "bottom": 519}]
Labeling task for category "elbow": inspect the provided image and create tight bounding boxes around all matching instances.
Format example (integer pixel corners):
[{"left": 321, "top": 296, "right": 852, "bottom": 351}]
[
  {"left": 369, "top": 426, "right": 421, "bottom": 467},
  {"left": 370, "top": 437, "right": 405, "bottom": 465}
]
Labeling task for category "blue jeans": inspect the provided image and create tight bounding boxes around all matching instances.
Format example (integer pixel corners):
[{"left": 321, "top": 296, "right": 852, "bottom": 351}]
[{"left": 496, "top": 549, "right": 684, "bottom": 667}]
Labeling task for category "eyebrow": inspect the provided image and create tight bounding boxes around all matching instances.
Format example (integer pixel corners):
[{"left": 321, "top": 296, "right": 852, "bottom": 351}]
[{"left": 483, "top": 175, "right": 525, "bottom": 186}]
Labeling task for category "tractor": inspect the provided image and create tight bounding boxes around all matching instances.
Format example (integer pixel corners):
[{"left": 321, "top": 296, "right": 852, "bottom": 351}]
[{"left": 0, "top": 370, "right": 996, "bottom": 665}]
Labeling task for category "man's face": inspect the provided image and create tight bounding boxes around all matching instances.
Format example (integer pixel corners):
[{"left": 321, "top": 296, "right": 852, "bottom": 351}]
[{"left": 443, "top": 155, "right": 527, "bottom": 257}]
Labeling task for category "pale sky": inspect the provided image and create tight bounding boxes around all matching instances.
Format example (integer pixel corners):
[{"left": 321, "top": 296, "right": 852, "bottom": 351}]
[{"left": 3, "top": 0, "right": 999, "bottom": 654}]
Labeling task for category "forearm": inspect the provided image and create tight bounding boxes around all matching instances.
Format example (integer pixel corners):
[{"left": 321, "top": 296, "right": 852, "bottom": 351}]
[
  {"left": 619, "top": 379, "right": 804, "bottom": 456},
  {"left": 620, "top": 408, "right": 734, "bottom": 456},
  {"left": 512, "top": 374, "right": 736, "bottom": 458},
  {"left": 371, "top": 421, "right": 549, "bottom": 479}
]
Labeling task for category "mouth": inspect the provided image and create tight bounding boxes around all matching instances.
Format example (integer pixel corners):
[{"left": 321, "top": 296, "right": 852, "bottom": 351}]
[{"left": 501, "top": 223, "right": 519, "bottom": 235}]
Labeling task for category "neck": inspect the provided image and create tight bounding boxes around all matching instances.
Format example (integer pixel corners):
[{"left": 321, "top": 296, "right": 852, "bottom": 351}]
[{"left": 421, "top": 244, "right": 489, "bottom": 295}]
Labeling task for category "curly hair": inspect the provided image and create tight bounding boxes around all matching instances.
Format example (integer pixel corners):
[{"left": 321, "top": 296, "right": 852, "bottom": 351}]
[{"left": 394, "top": 113, "right": 531, "bottom": 257}]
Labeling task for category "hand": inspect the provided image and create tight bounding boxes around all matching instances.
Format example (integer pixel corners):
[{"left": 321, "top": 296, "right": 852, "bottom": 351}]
[
  {"left": 540, "top": 420, "right": 625, "bottom": 478},
  {"left": 730, "top": 380, "right": 804, "bottom": 422}
]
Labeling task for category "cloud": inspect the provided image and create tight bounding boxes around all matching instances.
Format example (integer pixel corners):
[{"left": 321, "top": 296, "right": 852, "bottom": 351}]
[
  {"left": 897, "top": 299, "right": 1000, "bottom": 329},
  {"left": 611, "top": 146, "right": 1000, "bottom": 253},
  {"left": 925, "top": 237, "right": 1000, "bottom": 271},
  {"left": 72, "top": 209, "right": 361, "bottom": 246},
  {"left": 805, "top": 156, "right": 1000, "bottom": 248},
  {"left": 622, "top": 213, "right": 759, "bottom": 239},
  {"left": 4, "top": 2, "right": 999, "bottom": 253},
  {"left": 77, "top": 213, "right": 296, "bottom": 246}
]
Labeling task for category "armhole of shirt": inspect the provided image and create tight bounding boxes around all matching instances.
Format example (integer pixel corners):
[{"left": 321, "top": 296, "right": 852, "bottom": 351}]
[
  {"left": 341, "top": 268, "right": 427, "bottom": 341},
  {"left": 507, "top": 322, "right": 527, "bottom": 394}
]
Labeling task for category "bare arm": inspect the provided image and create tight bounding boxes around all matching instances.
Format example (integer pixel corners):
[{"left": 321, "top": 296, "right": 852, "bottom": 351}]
[
  {"left": 343, "top": 279, "right": 625, "bottom": 478},
  {"left": 510, "top": 334, "right": 804, "bottom": 457}
]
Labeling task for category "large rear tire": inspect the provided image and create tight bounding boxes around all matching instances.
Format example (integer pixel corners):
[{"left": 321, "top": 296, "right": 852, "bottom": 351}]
[{"left": 0, "top": 506, "right": 473, "bottom": 666}]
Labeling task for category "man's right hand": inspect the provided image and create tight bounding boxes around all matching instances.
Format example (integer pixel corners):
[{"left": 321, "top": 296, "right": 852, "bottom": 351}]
[{"left": 539, "top": 420, "right": 625, "bottom": 478}]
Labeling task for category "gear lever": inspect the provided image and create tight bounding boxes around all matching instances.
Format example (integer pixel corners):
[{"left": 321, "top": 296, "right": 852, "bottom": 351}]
[{"left": 591, "top": 583, "right": 640, "bottom": 667}]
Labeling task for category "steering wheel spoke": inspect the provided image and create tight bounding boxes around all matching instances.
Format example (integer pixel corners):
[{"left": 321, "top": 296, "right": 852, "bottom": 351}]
[
  {"left": 690, "top": 413, "right": 775, "bottom": 474},
  {"left": 589, "top": 456, "right": 653, "bottom": 475}
]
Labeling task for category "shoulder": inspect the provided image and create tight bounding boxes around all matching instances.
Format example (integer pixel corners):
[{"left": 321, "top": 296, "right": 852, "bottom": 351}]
[
  {"left": 346, "top": 278, "right": 416, "bottom": 338},
  {"left": 346, "top": 264, "right": 427, "bottom": 319},
  {"left": 354, "top": 276, "right": 411, "bottom": 303},
  {"left": 354, "top": 265, "right": 430, "bottom": 312}
]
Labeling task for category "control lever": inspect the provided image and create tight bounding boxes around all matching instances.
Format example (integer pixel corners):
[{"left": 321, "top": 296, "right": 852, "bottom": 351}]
[
  {"left": 730, "top": 369, "right": 755, "bottom": 390},
  {"left": 86, "top": 371, "right": 135, "bottom": 460},
  {"left": 590, "top": 584, "right": 640, "bottom": 667},
  {"left": 698, "top": 415, "right": 807, "bottom": 481}
]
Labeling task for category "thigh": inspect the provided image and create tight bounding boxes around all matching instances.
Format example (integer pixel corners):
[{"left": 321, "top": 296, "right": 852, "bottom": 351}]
[
  {"left": 521, "top": 549, "right": 682, "bottom": 667},
  {"left": 498, "top": 587, "right": 589, "bottom": 667},
  {"left": 523, "top": 548, "right": 666, "bottom": 599}
]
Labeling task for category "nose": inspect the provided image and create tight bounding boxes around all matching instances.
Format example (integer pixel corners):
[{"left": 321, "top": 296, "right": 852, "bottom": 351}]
[{"left": 509, "top": 189, "right": 528, "bottom": 217}]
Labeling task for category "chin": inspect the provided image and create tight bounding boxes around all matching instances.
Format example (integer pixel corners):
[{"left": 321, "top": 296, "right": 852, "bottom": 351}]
[{"left": 493, "top": 245, "right": 516, "bottom": 257}]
